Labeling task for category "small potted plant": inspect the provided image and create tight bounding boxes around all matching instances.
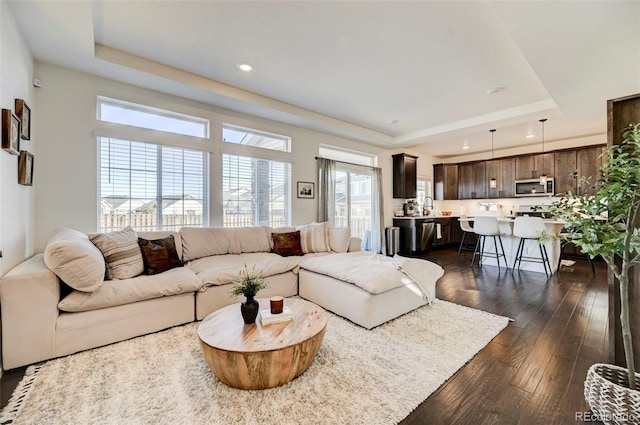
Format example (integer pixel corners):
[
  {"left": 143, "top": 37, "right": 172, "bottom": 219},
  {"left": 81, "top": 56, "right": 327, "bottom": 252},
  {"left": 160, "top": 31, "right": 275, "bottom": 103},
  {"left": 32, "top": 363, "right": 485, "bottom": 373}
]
[
  {"left": 230, "top": 264, "right": 268, "bottom": 324},
  {"left": 550, "top": 123, "right": 640, "bottom": 423}
]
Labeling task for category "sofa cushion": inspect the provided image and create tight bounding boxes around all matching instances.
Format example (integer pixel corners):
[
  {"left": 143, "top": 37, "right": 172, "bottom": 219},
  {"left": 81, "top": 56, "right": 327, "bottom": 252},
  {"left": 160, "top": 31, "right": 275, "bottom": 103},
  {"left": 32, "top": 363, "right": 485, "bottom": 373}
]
[
  {"left": 180, "top": 227, "right": 230, "bottom": 261},
  {"left": 44, "top": 228, "right": 106, "bottom": 292},
  {"left": 187, "top": 252, "right": 299, "bottom": 287},
  {"left": 138, "top": 235, "right": 183, "bottom": 275},
  {"left": 228, "top": 227, "right": 271, "bottom": 254},
  {"left": 138, "top": 230, "right": 183, "bottom": 260},
  {"left": 271, "top": 231, "right": 303, "bottom": 256},
  {"left": 58, "top": 266, "right": 201, "bottom": 312},
  {"left": 89, "top": 227, "right": 144, "bottom": 280},
  {"left": 268, "top": 226, "right": 296, "bottom": 249},
  {"left": 329, "top": 227, "right": 351, "bottom": 253},
  {"left": 296, "top": 222, "right": 330, "bottom": 254}
]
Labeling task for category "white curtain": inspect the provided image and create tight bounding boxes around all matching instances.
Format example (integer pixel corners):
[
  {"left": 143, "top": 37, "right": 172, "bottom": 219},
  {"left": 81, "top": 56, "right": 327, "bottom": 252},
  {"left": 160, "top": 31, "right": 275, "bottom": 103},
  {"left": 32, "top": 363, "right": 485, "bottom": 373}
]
[
  {"left": 317, "top": 158, "right": 336, "bottom": 225},
  {"left": 371, "top": 167, "right": 385, "bottom": 254}
]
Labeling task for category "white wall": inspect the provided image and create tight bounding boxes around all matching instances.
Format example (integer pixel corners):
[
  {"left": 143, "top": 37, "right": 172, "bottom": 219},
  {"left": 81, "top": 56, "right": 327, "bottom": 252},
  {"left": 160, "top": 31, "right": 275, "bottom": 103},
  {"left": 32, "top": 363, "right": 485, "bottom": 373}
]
[
  {"left": 0, "top": 1, "right": 35, "bottom": 277},
  {"left": 33, "top": 63, "right": 386, "bottom": 250}
]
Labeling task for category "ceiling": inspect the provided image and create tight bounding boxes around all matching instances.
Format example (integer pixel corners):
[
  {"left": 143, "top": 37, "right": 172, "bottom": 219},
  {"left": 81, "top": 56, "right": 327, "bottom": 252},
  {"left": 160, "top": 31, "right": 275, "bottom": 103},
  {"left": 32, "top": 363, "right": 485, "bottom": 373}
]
[{"left": 7, "top": 1, "right": 640, "bottom": 158}]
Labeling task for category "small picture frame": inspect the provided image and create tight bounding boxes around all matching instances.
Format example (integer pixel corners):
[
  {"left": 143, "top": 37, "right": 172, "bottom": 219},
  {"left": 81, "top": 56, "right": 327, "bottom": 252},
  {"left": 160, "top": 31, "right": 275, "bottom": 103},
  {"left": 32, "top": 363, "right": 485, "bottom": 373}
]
[
  {"left": 18, "top": 150, "right": 34, "bottom": 186},
  {"left": 2, "top": 109, "right": 20, "bottom": 155},
  {"left": 15, "top": 99, "right": 31, "bottom": 140},
  {"left": 297, "top": 181, "right": 315, "bottom": 199}
]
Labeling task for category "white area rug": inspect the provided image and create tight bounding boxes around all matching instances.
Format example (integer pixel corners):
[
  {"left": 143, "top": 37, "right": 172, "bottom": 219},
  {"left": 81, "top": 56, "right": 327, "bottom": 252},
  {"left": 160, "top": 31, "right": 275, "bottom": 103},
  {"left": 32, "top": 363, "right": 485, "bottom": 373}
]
[{"left": 1, "top": 300, "right": 508, "bottom": 425}]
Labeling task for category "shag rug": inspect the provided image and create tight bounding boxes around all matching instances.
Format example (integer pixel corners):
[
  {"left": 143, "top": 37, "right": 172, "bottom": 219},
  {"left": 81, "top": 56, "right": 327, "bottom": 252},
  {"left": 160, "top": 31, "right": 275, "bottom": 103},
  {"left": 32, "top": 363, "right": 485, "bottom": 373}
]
[{"left": 1, "top": 300, "right": 508, "bottom": 425}]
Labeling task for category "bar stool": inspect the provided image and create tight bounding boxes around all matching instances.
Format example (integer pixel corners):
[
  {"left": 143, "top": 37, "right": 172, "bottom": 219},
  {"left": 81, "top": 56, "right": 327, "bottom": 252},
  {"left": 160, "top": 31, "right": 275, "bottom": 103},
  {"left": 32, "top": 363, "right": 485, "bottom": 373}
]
[
  {"left": 512, "top": 216, "right": 552, "bottom": 277},
  {"left": 557, "top": 233, "right": 595, "bottom": 277},
  {"left": 471, "top": 217, "right": 508, "bottom": 269},
  {"left": 457, "top": 216, "right": 475, "bottom": 259}
]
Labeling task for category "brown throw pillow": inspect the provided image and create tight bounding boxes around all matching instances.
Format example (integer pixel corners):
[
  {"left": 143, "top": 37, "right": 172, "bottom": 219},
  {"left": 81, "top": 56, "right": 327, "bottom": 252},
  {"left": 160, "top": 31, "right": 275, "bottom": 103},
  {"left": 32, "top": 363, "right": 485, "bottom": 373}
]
[
  {"left": 271, "top": 231, "right": 303, "bottom": 257},
  {"left": 138, "top": 235, "right": 183, "bottom": 275}
]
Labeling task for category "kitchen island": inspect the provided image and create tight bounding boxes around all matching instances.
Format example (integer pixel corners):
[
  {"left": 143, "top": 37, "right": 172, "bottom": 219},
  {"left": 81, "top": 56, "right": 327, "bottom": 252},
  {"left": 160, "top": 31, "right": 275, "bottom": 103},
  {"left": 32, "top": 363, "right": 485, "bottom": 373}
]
[
  {"left": 392, "top": 215, "right": 462, "bottom": 255},
  {"left": 460, "top": 217, "right": 564, "bottom": 274}
]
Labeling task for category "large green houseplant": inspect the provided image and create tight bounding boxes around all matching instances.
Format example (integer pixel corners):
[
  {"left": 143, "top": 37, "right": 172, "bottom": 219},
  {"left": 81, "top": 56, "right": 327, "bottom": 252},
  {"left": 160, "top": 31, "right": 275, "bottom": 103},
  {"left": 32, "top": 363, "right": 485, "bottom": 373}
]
[{"left": 551, "top": 123, "right": 640, "bottom": 417}]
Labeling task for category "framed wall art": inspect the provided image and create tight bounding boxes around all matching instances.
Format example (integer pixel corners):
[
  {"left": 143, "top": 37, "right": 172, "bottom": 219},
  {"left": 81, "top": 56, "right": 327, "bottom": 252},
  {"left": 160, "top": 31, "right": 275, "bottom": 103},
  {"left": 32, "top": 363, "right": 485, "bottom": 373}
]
[
  {"left": 18, "top": 150, "right": 34, "bottom": 186},
  {"left": 2, "top": 109, "right": 20, "bottom": 155},
  {"left": 297, "top": 181, "right": 315, "bottom": 199},
  {"left": 15, "top": 99, "right": 31, "bottom": 140}
]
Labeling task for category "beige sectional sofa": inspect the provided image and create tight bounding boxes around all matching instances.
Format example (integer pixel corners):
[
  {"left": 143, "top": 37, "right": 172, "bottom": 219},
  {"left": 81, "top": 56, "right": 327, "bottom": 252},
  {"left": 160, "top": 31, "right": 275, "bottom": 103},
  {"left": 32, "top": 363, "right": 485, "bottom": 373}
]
[{"left": 0, "top": 223, "right": 359, "bottom": 370}]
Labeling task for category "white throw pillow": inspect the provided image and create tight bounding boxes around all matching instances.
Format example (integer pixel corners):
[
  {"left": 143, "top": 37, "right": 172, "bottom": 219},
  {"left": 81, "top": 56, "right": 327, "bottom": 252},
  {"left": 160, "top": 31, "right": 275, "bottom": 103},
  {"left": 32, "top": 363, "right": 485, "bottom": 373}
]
[
  {"left": 296, "top": 222, "right": 330, "bottom": 254},
  {"left": 329, "top": 227, "right": 351, "bottom": 253},
  {"left": 44, "top": 228, "right": 106, "bottom": 292},
  {"left": 89, "top": 227, "right": 144, "bottom": 280},
  {"left": 180, "top": 227, "right": 230, "bottom": 261}
]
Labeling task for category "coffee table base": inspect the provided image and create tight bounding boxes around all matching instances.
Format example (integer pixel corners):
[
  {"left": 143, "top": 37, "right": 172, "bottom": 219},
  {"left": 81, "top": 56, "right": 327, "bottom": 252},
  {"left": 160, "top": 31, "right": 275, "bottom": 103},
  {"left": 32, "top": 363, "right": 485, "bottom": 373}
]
[{"left": 200, "top": 326, "right": 326, "bottom": 390}]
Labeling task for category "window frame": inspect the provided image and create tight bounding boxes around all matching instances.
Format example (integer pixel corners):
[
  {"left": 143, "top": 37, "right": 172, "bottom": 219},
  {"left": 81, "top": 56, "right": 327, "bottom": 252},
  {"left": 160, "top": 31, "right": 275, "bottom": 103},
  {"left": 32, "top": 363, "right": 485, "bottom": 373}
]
[{"left": 222, "top": 123, "right": 291, "bottom": 153}]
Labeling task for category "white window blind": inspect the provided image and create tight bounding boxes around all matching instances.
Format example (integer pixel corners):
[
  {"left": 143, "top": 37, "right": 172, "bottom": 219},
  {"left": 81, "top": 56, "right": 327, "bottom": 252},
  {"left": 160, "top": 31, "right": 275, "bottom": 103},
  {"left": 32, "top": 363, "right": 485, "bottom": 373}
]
[
  {"left": 99, "top": 137, "right": 209, "bottom": 232},
  {"left": 222, "top": 154, "right": 291, "bottom": 227}
]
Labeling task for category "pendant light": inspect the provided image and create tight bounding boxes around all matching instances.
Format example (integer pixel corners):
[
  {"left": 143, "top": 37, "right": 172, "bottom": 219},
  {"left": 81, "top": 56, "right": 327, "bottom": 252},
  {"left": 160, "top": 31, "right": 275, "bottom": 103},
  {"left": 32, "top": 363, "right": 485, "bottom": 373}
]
[
  {"left": 539, "top": 118, "right": 548, "bottom": 186},
  {"left": 489, "top": 129, "right": 497, "bottom": 189}
]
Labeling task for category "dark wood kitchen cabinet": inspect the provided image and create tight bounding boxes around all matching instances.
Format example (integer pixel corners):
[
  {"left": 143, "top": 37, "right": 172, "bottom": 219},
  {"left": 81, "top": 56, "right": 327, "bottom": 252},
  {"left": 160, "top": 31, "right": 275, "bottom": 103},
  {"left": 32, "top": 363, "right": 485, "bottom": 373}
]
[
  {"left": 554, "top": 146, "right": 605, "bottom": 196},
  {"left": 486, "top": 158, "right": 515, "bottom": 198},
  {"left": 577, "top": 146, "right": 604, "bottom": 195},
  {"left": 458, "top": 162, "right": 486, "bottom": 199},
  {"left": 554, "top": 150, "right": 578, "bottom": 195},
  {"left": 393, "top": 153, "right": 417, "bottom": 198},
  {"left": 433, "top": 164, "right": 458, "bottom": 200},
  {"left": 516, "top": 153, "right": 553, "bottom": 180}
]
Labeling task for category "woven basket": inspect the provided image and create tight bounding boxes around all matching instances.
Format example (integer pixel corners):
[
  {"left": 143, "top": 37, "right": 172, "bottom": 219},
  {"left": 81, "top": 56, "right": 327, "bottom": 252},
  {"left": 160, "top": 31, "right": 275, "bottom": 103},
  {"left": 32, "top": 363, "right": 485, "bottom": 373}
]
[{"left": 585, "top": 363, "right": 640, "bottom": 425}]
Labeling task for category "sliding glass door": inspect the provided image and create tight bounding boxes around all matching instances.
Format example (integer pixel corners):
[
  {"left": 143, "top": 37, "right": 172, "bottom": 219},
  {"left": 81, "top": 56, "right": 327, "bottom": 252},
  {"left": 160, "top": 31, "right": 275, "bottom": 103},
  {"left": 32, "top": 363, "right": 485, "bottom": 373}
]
[{"left": 335, "top": 165, "right": 373, "bottom": 249}]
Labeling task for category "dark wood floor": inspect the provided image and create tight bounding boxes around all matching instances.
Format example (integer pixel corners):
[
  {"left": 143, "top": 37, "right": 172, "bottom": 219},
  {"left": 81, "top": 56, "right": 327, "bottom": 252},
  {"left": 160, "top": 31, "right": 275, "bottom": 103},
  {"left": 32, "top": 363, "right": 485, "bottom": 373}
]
[
  {"left": 1, "top": 247, "right": 608, "bottom": 424},
  {"left": 401, "top": 247, "right": 608, "bottom": 425}
]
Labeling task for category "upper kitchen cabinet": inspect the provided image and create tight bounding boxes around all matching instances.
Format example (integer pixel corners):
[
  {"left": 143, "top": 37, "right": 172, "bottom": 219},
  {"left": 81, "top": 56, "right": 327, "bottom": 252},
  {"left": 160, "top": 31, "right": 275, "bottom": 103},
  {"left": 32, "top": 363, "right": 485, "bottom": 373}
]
[
  {"left": 554, "top": 146, "right": 606, "bottom": 196},
  {"left": 577, "top": 146, "right": 605, "bottom": 195},
  {"left": 486, "top": 158, "right": 515, "bottom": 198},
  {"left": 554, "top": 150, "right": 577, "bottom": 195},
  {"left": 458, "top": 162, "right": 486, "bottom": 199},
  {"left": 433, "top": 163, "right": 458, "bottom": 200},
  {"left": 516, "top": 153, "right": 553, "bottom": 180},
  {"left": 393, "top": 153, "right": 418, "bottom": 198}
]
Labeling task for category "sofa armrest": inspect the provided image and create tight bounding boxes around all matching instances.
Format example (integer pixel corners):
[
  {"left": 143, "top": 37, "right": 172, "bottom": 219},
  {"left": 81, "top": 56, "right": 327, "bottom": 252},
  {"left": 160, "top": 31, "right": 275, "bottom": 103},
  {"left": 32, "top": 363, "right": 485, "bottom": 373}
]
[
  {"left": 0, "top": 254, "right": 60, "bottom": 369},
  {"left": 348, "top": 237, "right": 362, "bottom": 252}
]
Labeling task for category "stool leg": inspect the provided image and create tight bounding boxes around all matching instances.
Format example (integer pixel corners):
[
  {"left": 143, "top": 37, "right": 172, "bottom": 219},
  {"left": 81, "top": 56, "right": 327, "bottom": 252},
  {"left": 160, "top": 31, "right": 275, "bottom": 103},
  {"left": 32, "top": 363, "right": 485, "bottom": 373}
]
[
  {"left": 512, "top": 238, "right": 523, "bottom": 271},
  {"left": 538, "top": 243, "right": 550, "bottom": 277},
  {"left": 587, "top": 255, "right": 595, "bottom": 277},
  {"left": 541, "top": 244, "right": 551, "bottom": 277},
  {"left": 557, "top": 242, "right": 565, "bottom": 274},
  {"left": 517, "top": 239, "right": 526, "bottom": 271},
  {"left": 457, "top": 231, "right": 467, "bottom": 260},
  {"left": 471, "top": 235, "right": 481, "bottom": 267},
  {"left": 480, "top": 235, "right": 487, "bottom": 266},
  {"left": 497, "top": 235, "right": 509, "bottom": 270}
]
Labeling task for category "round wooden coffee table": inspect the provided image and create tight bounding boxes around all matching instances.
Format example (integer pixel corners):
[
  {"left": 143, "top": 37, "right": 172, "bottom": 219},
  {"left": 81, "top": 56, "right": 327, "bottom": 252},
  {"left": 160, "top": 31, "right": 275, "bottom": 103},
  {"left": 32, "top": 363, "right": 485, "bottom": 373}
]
[{"left": 198, "top": 297, "right": 328, "bottom": 390}]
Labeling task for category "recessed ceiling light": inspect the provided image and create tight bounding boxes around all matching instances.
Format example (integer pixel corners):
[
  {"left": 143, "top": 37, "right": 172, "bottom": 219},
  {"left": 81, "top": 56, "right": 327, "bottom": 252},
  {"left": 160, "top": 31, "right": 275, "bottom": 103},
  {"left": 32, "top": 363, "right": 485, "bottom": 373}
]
[
  {"left": 387, "top": 119, "right": 399, "bottom": 125},
  {"left": 526, "top": 134, "right": 535, "bottom": 139},
  {"left": 486, "top": 87, "right": 504, "bottom": 95},
  {"left": 462, "top": 142, "right": 469, "bottom": 150},
  {"left": 237, "top": 62, "right": 254, "bottom": 72}
]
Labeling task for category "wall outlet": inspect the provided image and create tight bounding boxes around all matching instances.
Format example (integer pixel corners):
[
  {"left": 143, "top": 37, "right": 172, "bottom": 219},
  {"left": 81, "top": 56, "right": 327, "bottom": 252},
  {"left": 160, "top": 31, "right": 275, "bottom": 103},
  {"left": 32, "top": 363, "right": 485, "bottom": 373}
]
[{"left": 33, "top": 78, "right": 42, "bottom": 88}]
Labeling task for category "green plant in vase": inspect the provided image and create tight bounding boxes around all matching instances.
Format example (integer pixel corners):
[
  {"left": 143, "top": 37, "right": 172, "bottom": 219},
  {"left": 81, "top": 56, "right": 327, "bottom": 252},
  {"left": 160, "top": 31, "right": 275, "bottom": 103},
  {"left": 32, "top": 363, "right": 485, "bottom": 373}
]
[
  {"left": 549, "top": 123, "right": 640, "bottom": 420},
  {"left": 230, "top": 264, "right": 268, "bottom": 324}
]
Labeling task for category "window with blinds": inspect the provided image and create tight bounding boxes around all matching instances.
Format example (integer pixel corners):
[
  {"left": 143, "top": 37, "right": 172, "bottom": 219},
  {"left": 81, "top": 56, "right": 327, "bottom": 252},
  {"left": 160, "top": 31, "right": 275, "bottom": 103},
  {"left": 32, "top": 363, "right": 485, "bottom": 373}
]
[
  {"left": 222, "top": 154, "right": 291, "bottom": 227},
  {"left": 99, "top": 137, "right": 209, "bottom": 232}
]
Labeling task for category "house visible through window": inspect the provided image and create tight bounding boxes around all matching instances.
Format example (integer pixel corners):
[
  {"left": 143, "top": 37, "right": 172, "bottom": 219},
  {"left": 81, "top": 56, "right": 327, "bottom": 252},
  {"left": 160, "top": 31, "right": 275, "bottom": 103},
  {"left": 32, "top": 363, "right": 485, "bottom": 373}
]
[
  {"left": 99, "top": 137, "right": 209, "bottom": 232},
  {"left": 222, "top": 153, "right": 291, "bottom": 227}
]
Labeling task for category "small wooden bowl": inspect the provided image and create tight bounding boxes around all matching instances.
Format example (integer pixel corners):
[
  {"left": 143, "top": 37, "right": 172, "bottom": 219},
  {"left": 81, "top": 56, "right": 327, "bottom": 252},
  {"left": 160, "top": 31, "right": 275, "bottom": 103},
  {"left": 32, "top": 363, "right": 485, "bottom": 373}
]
[{"left": 441, "top": 211, "right": 452, "bottom": 216}]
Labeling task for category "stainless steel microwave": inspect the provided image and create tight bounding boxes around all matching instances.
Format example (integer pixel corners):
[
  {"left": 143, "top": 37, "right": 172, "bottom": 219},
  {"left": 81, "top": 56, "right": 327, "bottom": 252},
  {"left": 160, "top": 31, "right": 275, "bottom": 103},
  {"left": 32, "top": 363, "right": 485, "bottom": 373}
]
[{"left": 515, "top": 178, "right": 554, "bottom": 197}]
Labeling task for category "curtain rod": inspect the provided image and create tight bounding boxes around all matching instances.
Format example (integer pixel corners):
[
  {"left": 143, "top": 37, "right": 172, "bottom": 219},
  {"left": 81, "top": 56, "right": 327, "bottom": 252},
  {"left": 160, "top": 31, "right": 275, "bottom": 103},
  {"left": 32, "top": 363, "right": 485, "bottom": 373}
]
[{"left": 314, "top": 156, "right": 381, "bottom": 171}]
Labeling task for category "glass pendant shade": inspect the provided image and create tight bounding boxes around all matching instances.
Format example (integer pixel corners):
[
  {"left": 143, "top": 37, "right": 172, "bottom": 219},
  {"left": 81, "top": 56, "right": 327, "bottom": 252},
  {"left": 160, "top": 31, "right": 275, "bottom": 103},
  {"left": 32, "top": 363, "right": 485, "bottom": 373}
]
[{"left": 490, "top": 178, "right": 497, "bottom": 189}]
